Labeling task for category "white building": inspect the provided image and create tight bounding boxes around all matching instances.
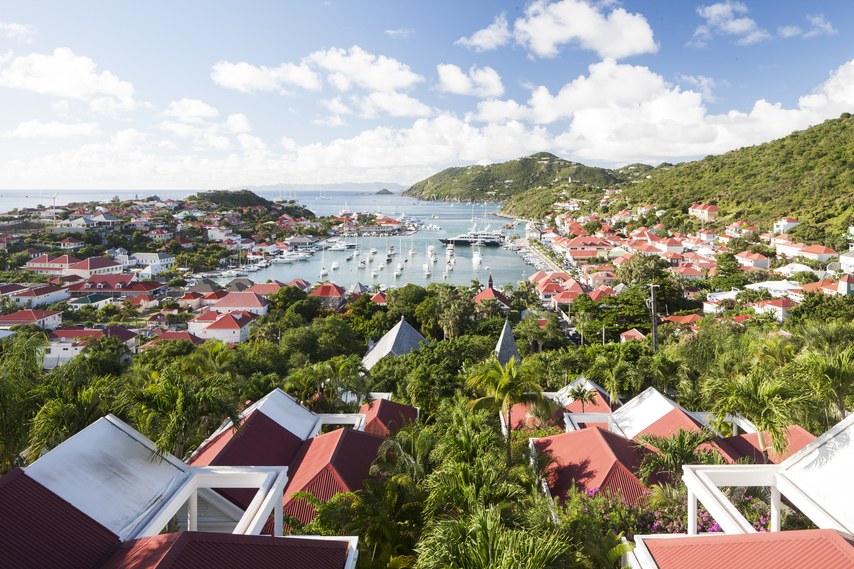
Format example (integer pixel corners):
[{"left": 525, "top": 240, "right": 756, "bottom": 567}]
[
  {"left": 131, "top": 252, "right": 176, "bottom": 275},
  {"left": 773, "top": 217, "right": 800, "bottom": 234}
]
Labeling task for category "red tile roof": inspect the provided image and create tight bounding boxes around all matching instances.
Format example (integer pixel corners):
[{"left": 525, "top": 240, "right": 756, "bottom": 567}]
[
  {"left": 49, "top": 326, "right": 137, "bottom": 344},
  {"left": 309, "top": 283, "right": 346, "bottom": 298},
  {"left": 0, "top": 468, "right": 119, "bottom": 569},
  {"left": 643, "top": 529, "right": 854, "bottom": 569},
  {"left": 188, "top": 410, "right": 305, "bottom": 508},
  {"left": 283, "top": 429, "right": 384, "bottom": 525},
  {"left": 0, "top": 309, "right": 61, "bottom": 324},
  {"left": 635, "top": 407, "right": 704, "bottom": 440},
  {"left": 473, "top": 285, "right": 510, "bottom": 307},
  {"left": 102, "top": 532, "right": 350, "bottom": 569},
  {"left": 713, "top": 426, "right": 815, "bottom": 464},
  {"left": 204, "top": 312, "right": 256, "bottom": 330},
  {"left": 67, "top": 257, "right": 121, "bottom": 270},
  {"left": 534, "top": 427, "right": 652, "bottom": 505},
  {"left": 565, "top": 389, "right": 613, "bottom": 414},
  {"left": 142, "top": 331, "right": 204, "bottom": 348},
  {"left": 359, "top": 399, "right": 418, "bottom": 437},
  {"left": 212, "top": 292, "right": 270, "bottom": 309}
]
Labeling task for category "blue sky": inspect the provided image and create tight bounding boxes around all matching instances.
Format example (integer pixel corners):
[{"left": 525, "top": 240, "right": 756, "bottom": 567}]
[{"left": 0, "top": 0, "right": 852, "bottom": 189}]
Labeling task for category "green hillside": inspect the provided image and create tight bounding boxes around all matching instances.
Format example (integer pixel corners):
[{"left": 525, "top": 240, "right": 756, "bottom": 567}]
[
  {"left": 188, "top": 189, "right": 274, "bottom": 209},
  {"left": 622, "top": 114, "right": 854, "bottom": 230},
  {"left": 403, "top": 152, "right": 625, "bottom": 202}
]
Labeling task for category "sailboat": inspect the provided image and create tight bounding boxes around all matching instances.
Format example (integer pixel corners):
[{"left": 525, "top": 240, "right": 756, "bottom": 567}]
[
  {"left": 472, "top": 242, "right": 483, "bottom": 266},
  {"left": 319, "top": 250, "right": 328, "bottom": 277},
  {"left": 408, "top": 236, "right": 416, "bottom": 257}
]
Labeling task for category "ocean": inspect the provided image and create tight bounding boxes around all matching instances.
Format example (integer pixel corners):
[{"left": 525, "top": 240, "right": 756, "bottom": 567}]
[{"left": 0, "top": 189, "right": 537, "bottom": 290}]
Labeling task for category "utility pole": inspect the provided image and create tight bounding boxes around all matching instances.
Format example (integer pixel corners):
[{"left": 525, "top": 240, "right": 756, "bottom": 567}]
[
  {"left": 602, "top": 324, "right": 606, "bottom": 345},
  {"left": 649, "top": 284, "right": 660, "bottom": 353}
]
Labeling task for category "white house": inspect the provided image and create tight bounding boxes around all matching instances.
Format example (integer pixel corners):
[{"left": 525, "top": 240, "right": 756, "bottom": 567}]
[
  {"left": 0, "top": 309, "right": 62, "bottom": 329},
  {"left": 62, "top": 257, "right": 123, "bottom": 279},
  {"left": 798, "top": 245, "right": 837, "bottom": 265},
  {"left": 189, "top": 311, "right": 255, "bottom": 344},
  {"left": 773, "top": 217, "right": 800, "bottom": 234},
  {"left": 840, "top": 251, "right": 854, "bottom": 273},
  {"left": 131, "top": 252, "right": 175, "bottom": 275},
  {"left": 210, "top": 292, "right": 270, "bottom": 316},
  {"left": 43, "top": 326, "right": 138, "bottom": 369},
  {"left": 11, "top": 284, "right": 70, "bottom": 307}
]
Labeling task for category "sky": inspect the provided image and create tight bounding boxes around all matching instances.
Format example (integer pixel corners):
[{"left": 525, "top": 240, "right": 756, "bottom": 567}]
[{"left": 0, "top": 0, "right": 852, "bottom": 190}]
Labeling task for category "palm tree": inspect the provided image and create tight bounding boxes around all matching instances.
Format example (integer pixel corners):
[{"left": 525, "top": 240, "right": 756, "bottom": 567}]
[
  {"left": 466, "top": 358, "right": 549, "bottom": 464},
  {"left": 707, "top": 368, "right": 808, "bottom": 461},
  {"left": 0, "top": 332, "right": 47, "bottom": 472},
  {"left": 588, "top": 354, "right": 635, "bottom": 411},
  {"left": 636, "top": 428, "right": 721, "bottom": 483},
  {"left": 792, "top": 347, "right": 854, "bottom": 427},
  {"left": 567, "top": 384, "right": 596, "bottom": 412},
  {"left": 372, "top": 424, "right": 437, "bottom": 484},
  {"left": 129, "top": 363, "right": 238, "bottom": 459},
  {"left": 415, "top": 506, "right": 571, "bottom": 569},
  {"left": 28, "top": 358, "right": 121, "bottom": 458}
]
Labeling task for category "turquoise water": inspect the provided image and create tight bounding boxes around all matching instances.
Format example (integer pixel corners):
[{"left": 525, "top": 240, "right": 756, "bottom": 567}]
[{"left": 0, "top": 189, "right": 536, "bottom": 289}]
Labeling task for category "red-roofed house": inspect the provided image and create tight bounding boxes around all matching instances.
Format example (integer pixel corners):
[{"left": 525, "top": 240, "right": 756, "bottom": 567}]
[
  {"left": 189, "top": 311, "right": 257, "bottom": 344},
  {"left": 358, "top": 399, "right": 419, "bottom": 437},
  {"left": 798, "top": 245, "right": 838, "bottom": 264},
  {"left": 63, "top": 257, "right": 123, "bottom": 279},
  {"left": 370, "top": 292, "right": 387, "bottom": 306},
  {"left": 735, "top": 251, "right": 770, "bottom": 269},
  {"left": 24, "top": 254, "right": 81, "bottom": 275},
  {"left": 751, "top": 297, "right": 797, "bottom": 322},
  {"left": 309, "top": 283, "right": 347, "bottom": 310},
  {"left": 211, "top": 292, "right": 270, "bottom": 316},
  {"left": 246, "top": 281, "right": 286, "bottom": 298},
  {"left": 621, "top": 328, "right": 646, "bottom": 343},
  {"left": 533, "top": 427, "right": 655, "bottom": 505},
  {"left": 688, "top": 203, "right": 719, "bottom": 222},
  {"left": 0, "top": 309, "right": 62, "bottom": 329},
  {"left": 661, "top": 314, "right": 702, "bottom": 326},
  {"left": 11, "top": 284, "right": 70, "bottom": 307},
  {"left": 473, "top": 275, "right": 511, "bottom": 310},
  {"left": 44, "top": 326, "right": 138, "bottom": 369},
  {"left": 142, "top": 330, "right": 205, "bottom": 349}
]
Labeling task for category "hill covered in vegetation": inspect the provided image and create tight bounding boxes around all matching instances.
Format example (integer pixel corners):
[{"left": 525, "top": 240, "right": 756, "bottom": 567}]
[
  {"left": 403, "top": 152, "right": 630, "bottom": 202},
  {"left": 621, "top": 114, "right": 854, "bottom": 231},
  {"left": 188, "top": 189, "right": 275, "bottom": 209}
]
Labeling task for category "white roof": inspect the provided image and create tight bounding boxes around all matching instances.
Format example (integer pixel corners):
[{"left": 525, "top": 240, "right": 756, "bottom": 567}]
[
  {"left": 237, "top": 388, "right": 319, "bottom": 441},
  {"left": 25, "top": 415, "right": 188, "bottom": 540},
  {"left": 552, "top": 376, "right": 609, "bottom": 407},
  {"left": 776, "top": 413, "right": 854, "bottom": 532},
  {"left": 610, "top": 387, "right": 681, "bottom": 439},
  {"left": 745, "top": 279, "right": 800, "bottom": 292}
]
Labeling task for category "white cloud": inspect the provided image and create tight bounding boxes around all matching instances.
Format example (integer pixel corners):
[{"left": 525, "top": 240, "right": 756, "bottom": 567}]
[
  {"left": 356, "top": 91, "right": 432, "bottom": 118},
  {"left": 436, "top": 64, "right": 504, "bottom": 97},
  {"left": 164, "top": 98, "right": 219, "bottom": 123},
  {"left": 777, "top": 25, "right": 802, "bottom": 39},
  {"left": 307, "top": 46, "right": 423, "bottom": 92},
  {"left": 384, "top": 28, "right": 414, "bottom": 39},
  {"left": 513, "top": 0, "right": 658, "bottom": 59},
  {"left": 322, "top": 97, "right": 352, "bottom": 115},
  {"left": 455, "top": 13, "right": 512, "bottom": 52},
  {"left": 691, "top": 1, "right": 771, "bottom": 47},
  {"left": 0, "top": 48, "right": 138, "bottom": 112},
  {"left": 3, "top": 120, "right": 101, "bottom": 138},
  {"left": 677, "top": 74, "right": 717, "bottom": 102},
  {"left": 225, "top": 113, "right": 252, "bottom": 134},
  {"left": 211, "top": 60, "right": 321, "bottom": 93},
  {"left": 803, "top": 14, "right": 836, "bottom": 38},
  {"left": 0, "top": 21, "right": 35, "bottom": 43}
]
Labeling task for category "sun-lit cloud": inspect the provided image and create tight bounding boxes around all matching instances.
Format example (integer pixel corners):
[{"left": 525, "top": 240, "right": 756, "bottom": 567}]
[
  {"left": 2, "top": 120, "right": 102, "bottom": 138},
  {"left": 211, "top": 60, "right": 322, "bottom": 93},
  {"left": 691, "top": 1, "right": 771, "bottom": 47},
  {"left": 436, "top": 64, "right": 504, "bottom": 98},
  {"left": 0, "top": 20, "right": 36, "bottom": 43},
  {"left": 513, "top": 0, "right": 658, "bottom": 59},
  {"left": 164, "top": 98, "right": 220, "bottom": 123},
  {"left": 0, "top": 48, "right": 138, "bottom": 112},
  {"left": 676, "top": 74, "right": 718, "bottom": 102},
  {"left": 455, "top": 13, "right": 512, "bottom": 52},
  {"left": 307, "top": 46, "right": 423, "bottom": 92}
]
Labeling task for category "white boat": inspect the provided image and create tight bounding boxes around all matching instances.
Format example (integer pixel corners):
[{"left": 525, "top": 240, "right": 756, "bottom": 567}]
[
  {"left": 358, "top": 260, "right": 367, "bottom": 269},
  {"left": 371, "top": 269, "right": 379, "bottom": 278},
  {"left": 445, "top": 243, "right": 455, "bottom": 260},
  {"left": 472, "top": 243, "right": 483, "bottom": 265},
  {"left": 222, "top": 269, "right": 246, "bottom": 278},
  {"left": 320, "top": 267, "right": 329, "bottom": 277},
  {"left": 396, "top": 262, "right": 404, "bottom": 271},
  {"left": 394, "top": 269, "right": 402, "bottom": 277},
  {"left": 423, "top": 263, "right": 431, "bottom": 277},
  {"left": 331, "top": 261, "right": 339, "bottom": 270}
]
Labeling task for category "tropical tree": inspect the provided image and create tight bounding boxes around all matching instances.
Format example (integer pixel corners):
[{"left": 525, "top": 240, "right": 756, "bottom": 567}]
[
  {"left": 636, "top": 429, "right": 721, "bottom": 483},
  {"left": 28, "top": 358, "right": 122, "bottom": 458},
  {"left": 791, "top": 347, "right": 854, "bottom": 427},
  {"left": 466, "top": 357, "right": 550, "bottom": 464},
  {"left": 415, "top": 506, "right": 571, "bottom": 569},
  {"left": 0, "top": 332, "right": 47, "bottom": 472},
  {"left": 587, "top": 354, "right": 636, "bottom": 411},
  {"left": 706, "top": 368, "right": 808, "bottom": 461},
  {"left": 129, "top": 363, "right": 239, "bottom": 459},
  {"left": 567, "top": 384, "right": 596, "bottom": 413}
]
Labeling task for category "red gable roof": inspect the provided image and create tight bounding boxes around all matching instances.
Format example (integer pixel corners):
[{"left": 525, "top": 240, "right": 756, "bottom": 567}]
[
  {"left": 636, "top": 407, "right": 704, "bottom": 440},
  {"left": 142, "top": 331, "right": 204, "bottom": 348},
  {"left": 283, "top": 429, "right": 384, "bottom": 525},
  {"left": 49, "top": 326, "right": 137, "bottom": 344},
  {"left": 534, "top": 427, "right": 652, "bottom": 505},
  {"left": 188, "top": 410, "right": 304, "bottom": 508},
  {"left": 473, "top": 285, "right": 510, "bottom": 307},
  {"left": 68, "top": 257, "right": 121, "bottom": 270},
  {"left": 0, "top": 309, "right": 61, "bottom": 324},
  {"left": 643, "top": 529, "right": 854, "bottom": 569},
  {"left": 662, "top": 314, "right": 702, "bottom": 325},
  {"left": 212, "top": 292, "right": 269, "bottom": 309},
  {"left": 102, "top": 532, "right": 350, "bottom": 569},
  {"left": 204, "top": 312, "right": 256, "bottom": 330},
  {"left": 0, "top": 468, "right": 120, "bottom": 569},
  {"left": 565, "top": 389, "right": 613, "bottom": 414},
  {"left": 359, "top": 399, "right": 418, "bottom": 437},
  {"left": 309, "top": 283, "right": 346, "bottom": 298},
  {"left": 713, "top": 426, "right": 815, "bottom": 465}
]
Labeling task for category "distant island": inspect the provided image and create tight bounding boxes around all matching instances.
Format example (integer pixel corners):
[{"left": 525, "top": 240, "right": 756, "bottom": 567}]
[{"left": 375, "top": 188, "right": 395, "bottom": 195}]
